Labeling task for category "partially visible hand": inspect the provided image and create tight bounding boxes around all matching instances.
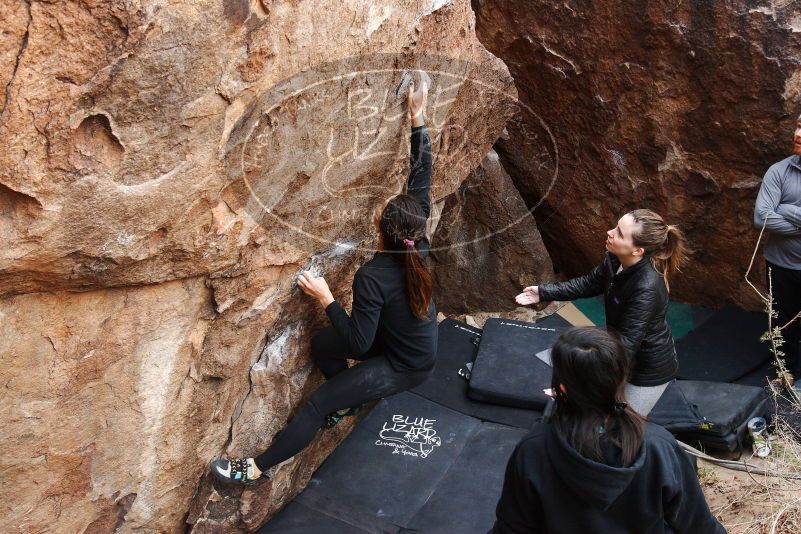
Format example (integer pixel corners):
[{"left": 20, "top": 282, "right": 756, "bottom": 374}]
[
  {"left": 515, "top": 285, "right": 540, "bottom": 306},
  {"left": 407, "top": 74, "right": 428, "bottom": 127},
  {"left": 298, "top": 271, "right": 335, "bottom": 308}
]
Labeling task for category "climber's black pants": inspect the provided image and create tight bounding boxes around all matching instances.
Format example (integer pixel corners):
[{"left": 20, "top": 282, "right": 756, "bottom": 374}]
[{"left": 254, "top": 326, "right": 431, "bottom": 472}]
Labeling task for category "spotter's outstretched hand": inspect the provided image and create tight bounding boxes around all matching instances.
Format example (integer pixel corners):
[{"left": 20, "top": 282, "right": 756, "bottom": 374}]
[{"left": 515, "top": 286, "right": 540, "bottom": 306}]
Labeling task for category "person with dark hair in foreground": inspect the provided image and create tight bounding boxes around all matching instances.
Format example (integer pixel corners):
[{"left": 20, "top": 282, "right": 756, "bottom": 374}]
[
  {"left": 516, "top": 209, "right": 687, "bottom": 416},
  {"left": 491, "top": 327, "right": 725, "bottom": 534},
  {"left": 211, "top": 76, "right": 436, "bottom": 485}
]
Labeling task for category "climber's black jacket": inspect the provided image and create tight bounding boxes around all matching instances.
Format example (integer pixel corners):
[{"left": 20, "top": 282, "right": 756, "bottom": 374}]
[
  {"left": 538, "top": 253, "right": 677, "bottom": 386},
  {"left": 325, "top": 125, "right": 437, "bottom": 372},
  {"left": 490, "top": 422, "right": 726, "bottom": 534}
]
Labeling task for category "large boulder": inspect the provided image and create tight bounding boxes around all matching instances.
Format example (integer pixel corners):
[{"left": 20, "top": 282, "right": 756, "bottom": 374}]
[
  {"left": 474, "top": 0, "right": 801, "bottom": 308},
  {"left": 0, "top": 1, "right": 516, "bottom": 532},
  {"left": 431, "top": 149, "right": 554, "bottom": 313}
]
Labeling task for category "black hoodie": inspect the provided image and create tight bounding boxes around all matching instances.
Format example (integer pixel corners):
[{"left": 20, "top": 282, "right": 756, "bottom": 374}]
[{"left": 491, "top": 422, "right": 726, "bottom": 534}]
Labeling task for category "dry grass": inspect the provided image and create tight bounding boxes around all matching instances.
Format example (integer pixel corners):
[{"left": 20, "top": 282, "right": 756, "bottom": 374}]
[{"left": 701, "top": 396, "right": 801, "bottom": 533}]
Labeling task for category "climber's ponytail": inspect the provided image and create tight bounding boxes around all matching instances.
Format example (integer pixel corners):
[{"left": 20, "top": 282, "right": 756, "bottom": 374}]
[
  {"left": 404, "top": 245, "right": 433, "bottom": 320},
  {"left": 379, "top": 194, "right": 433, "bottom": 320}
]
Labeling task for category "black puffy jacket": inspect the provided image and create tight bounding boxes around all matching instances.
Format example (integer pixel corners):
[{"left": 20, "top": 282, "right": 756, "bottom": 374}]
[{"left": 539, "top": 252, "right": 677, "bottom": 387}]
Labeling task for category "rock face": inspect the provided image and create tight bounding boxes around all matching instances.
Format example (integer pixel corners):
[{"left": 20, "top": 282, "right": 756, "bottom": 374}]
[
  {"left": 474, "top": 0, "right": 801, "bottom": 308},
  {"left": 431, "top": 150, "right": 554, "bottom": 313},
  {"left": 0, "top": 1, "right": 516, "bottom": 532}
]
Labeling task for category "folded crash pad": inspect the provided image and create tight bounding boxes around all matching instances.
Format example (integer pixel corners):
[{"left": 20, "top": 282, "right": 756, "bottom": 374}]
[
  {"left": 412, "top": 319, "right": 540, "bottom": 429},
  {"left": 468, "top": 318, "right": 566, "bottom": 410}
]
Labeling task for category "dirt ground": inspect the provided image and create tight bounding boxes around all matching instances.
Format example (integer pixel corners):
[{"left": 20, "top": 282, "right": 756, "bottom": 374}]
[{"left": 700, "top": 436, "right": 801, "bottom": 534}]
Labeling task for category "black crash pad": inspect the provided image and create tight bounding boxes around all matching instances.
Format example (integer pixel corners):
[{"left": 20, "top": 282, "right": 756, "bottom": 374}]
[
  {"left": 468, "top": 318, "right": 566, "bottom": 410},
  {"left": 734, "top": 359, "right": 775, "bottom": 388},
  {"left": 295, "top": 392, "right": 482, "bottom": 530},
  {"left": 258, "top": 501, "right": 368, "bottom": 533},
  {"left": 676, "top": 380, "right": 771, "bottom": 442},
  {"left": 648, "top": 380, "right": 704, "bottom": 433},
  {"left": 404, "top": 422, "right": 527, "bottom": 533},
  {"left": 535, "top": 312, "right": 574, "bottom": 329},
  {"left": 676, "top": 307, "right": 771, "bottom": 382},
  {"left": 650, "top": 380, "right": 773, "bottom": 452},
  {"left": 411, "top": 319, "right": 540, "bottom": 429},
  {"left": 261, "top": 390, "right": 535, "bottom": 533},
  {"left": 411, "top": 319, "right": 483, "bottom": 416}
]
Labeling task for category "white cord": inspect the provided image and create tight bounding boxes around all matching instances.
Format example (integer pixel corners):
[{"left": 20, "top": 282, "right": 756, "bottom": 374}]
[{"left": 678, "top": 441, "right": 801, "bottom": 480}]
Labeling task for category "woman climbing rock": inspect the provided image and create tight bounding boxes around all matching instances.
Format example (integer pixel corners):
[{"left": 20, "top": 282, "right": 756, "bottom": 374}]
[
  {"left": 516, "top": 210, "right": 688, "bottom": 416},
  {"left": 491, "top": 327, "right": 724, "bottom": 533},
  {"left": 211, "top": 75, "right": 437, "bottom": 485}
]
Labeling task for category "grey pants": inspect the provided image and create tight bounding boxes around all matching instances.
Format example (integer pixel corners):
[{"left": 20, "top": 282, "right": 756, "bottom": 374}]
[{"left": 624, "top": 381, "right": 671, "bottom": 417}]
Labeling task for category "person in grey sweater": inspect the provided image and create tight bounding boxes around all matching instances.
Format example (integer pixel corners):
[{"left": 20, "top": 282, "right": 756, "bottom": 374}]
[{"left": 754, "top": 114, "right": 801, "bottom": 386}]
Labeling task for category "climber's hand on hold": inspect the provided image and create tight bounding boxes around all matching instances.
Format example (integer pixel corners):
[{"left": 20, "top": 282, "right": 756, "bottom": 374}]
[
  {"left": 407, "top": 73, "right": 428, "bottom": 128},
  {"left": 298, "top": 271, "right": 335, "bottom": 308},
  {"left": 515, "top": 286, "right": 540, "bottom": 306}
]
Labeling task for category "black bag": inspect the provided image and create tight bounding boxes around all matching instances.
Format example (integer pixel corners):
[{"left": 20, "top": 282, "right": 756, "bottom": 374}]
[
  {"left": 467, "top": 318, "right": 567, "bottom": 410},
  {"left": 650, "top": 380, "right": 773, "bottom": 452}
]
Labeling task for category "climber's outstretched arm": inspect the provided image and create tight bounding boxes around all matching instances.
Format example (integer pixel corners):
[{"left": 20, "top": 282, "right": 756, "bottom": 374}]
[
  {"left": 405, "top": 75, "right": 432, "bottom": 258},
  {"left": 406, "top": 76, "right": 431, "bottom": 219}
]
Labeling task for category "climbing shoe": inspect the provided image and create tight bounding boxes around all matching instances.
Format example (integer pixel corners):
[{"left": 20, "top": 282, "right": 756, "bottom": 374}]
[
  {"left": 324, "top": 406, "right": 362, "bottom": 428},
  {"left": 210, "top": 457, "right": 261, "bottom": 485}
]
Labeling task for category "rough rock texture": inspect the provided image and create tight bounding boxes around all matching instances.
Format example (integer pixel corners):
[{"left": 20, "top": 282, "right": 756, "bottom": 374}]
[
  {"left": 0, "top": 1, "right": 517, "bottom": 532},
  {"left": 474, "top": 0, "right": 801, "bottom": 308},
  {"left": 431, "top": 149, "right": 554, "bottom": 313}
]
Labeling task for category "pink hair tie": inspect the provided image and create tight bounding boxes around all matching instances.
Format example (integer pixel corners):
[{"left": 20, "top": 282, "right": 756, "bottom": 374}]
[{"left": 403, "top": 238, "right": 415, "bottom": 248}]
